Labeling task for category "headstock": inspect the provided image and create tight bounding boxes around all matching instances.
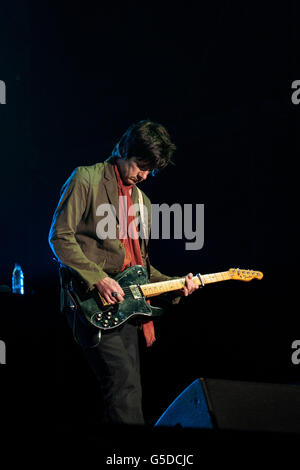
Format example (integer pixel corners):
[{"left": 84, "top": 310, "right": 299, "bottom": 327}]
[{"left": 229, "top": 268, "right": 263, "bottom": 281}]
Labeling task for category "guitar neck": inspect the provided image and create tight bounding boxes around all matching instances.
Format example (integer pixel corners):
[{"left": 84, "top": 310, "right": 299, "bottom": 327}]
[{"left": 140, "top": 271, "right": 232, "bottom": 298}]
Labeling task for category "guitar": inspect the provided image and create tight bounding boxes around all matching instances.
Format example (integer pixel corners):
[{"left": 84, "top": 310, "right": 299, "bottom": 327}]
[{"left": 68, "top": 265, "right": 263, "bottom": 330}]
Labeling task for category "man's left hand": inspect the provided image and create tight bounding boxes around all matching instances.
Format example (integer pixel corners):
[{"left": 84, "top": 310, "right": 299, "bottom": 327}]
[{"left": 182, "top": 273, "right": 199, "bottom": 296}]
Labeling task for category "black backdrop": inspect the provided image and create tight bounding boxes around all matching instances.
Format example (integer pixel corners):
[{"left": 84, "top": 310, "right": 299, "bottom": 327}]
[{"left": 0, "top": 0, "right": 299, "bottom": 436}]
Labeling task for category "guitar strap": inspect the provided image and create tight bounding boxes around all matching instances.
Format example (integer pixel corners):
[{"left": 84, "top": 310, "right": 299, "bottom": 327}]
[
  {"left": 136, "top": 187, "right": 151, "bottom": 278},
  {"left": 137, "top": 186, "right": 148, "bottom": 240},
  {"left": 137, "top": 186, "right": 156, "bottom": 347}
]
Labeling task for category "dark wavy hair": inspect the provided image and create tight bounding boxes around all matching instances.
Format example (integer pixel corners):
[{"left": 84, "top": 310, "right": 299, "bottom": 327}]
[{"left": 112, "top": 120, "right": 176, "bottom": 174}]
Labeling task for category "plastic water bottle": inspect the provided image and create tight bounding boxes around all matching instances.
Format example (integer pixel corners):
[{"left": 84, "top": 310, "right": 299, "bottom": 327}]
[{"left": 12, "top": 263, "right": 24, "bottom": 295}]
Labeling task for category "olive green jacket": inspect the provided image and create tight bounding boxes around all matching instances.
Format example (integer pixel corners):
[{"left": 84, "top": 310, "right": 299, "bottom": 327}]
[{"left": 49, "top": 157, "right": 177, "bottom": 299}]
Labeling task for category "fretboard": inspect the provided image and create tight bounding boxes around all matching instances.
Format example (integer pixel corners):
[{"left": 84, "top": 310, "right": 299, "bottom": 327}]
[{"left": 140, "top": 271, "right": 232, "bottom": 298}]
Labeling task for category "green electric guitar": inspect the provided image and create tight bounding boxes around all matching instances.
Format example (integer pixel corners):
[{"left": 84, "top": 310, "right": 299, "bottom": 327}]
[{"left": 67, "top": 265, "right": 263, "bottom": 330}]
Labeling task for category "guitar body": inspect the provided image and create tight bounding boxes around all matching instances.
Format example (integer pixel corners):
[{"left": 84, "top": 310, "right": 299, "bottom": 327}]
[{"left": 69, "top": 265, "right": 165, "bottom": 330}]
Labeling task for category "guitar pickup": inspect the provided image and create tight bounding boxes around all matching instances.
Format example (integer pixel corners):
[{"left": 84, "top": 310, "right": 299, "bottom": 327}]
[{"left": 129, "top": 285, "right": 143, "bottom": 299}]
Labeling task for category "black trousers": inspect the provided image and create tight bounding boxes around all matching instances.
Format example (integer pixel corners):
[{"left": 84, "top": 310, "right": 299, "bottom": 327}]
[{"left": 65, "top": 307, "right": 145, "bottom": 425}]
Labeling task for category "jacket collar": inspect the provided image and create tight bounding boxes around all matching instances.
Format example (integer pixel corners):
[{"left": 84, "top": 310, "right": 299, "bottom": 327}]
[{"left": 103, "top": 156, "right": 139, "bottom": 222}]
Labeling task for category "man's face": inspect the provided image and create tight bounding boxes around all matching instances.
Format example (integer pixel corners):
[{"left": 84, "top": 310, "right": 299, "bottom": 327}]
[{"left": 117, "top": 157, "right": 151, "bottom": 185}]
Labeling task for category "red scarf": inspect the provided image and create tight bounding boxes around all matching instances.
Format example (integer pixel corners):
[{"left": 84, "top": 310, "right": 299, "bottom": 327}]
[{"left": 114, "top": 163, "right": 155, "bottom": 347}]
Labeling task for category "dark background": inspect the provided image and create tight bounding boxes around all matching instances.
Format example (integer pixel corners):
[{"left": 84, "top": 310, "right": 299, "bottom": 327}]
[{"left": 0, "top": 0, "right": 299, "bottom": 437}]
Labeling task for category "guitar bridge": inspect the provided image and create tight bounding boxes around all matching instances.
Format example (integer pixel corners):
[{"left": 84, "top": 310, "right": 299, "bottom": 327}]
[{"left": 129, "top": 285, "right": 143, "bottom": 300}]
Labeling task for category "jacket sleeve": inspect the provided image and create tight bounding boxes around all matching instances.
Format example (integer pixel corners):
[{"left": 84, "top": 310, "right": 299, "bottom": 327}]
[{"left": 48, "top": 167, "right": 107, "bottom": 290}]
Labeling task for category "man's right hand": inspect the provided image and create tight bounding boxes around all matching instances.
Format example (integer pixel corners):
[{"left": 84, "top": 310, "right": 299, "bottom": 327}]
[{"left": 95, "top": 277, "right": 125, "bottom": 304}]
